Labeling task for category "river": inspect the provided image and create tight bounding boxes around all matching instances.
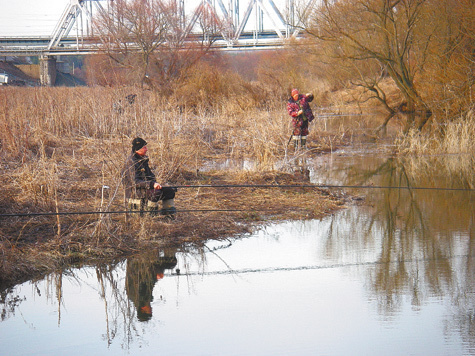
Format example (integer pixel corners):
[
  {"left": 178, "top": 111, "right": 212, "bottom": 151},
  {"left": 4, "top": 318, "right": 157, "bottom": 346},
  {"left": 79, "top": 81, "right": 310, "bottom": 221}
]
[{"left": 1, "top": 147, "right": 474, "bottom": 355}]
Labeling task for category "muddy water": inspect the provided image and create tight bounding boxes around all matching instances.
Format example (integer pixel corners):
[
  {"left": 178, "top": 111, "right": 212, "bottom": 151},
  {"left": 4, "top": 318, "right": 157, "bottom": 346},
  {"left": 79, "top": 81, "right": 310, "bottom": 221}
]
[{"left": 1, "top": 149, "right": 474, "bottom": 356}]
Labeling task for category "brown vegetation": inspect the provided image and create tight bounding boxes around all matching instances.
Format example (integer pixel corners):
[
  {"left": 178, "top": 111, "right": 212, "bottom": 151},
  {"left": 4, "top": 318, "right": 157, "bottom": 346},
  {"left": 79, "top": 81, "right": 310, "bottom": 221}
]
[
  {"left": 2, "top": 0, "right": 474, "bottom": 292},
  {"left": 0, "top": 85, "right": 352, "bottom": 290},
  {"left": 91, "top": 0, "right": 225, "bottom": 90},
  {"left": 300, "top": 0, "right": 474, "bottom": 133}
]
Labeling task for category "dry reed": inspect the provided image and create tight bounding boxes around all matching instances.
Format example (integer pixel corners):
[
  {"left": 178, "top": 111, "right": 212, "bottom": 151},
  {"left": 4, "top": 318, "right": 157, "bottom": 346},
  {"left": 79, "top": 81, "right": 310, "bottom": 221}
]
[
  {"left": 395, "top": 110, "right": 475, "bottom": 187},
  {"left": 0, "top": 85, "right": 350, "bottom": 289}
]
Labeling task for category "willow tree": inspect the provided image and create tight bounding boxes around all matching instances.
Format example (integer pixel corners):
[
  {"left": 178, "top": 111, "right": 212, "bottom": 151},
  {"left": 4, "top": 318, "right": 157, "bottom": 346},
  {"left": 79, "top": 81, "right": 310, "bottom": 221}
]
[
  {"left": 302, "top": 0, "right": 436, "bottom": 132},
  {"left": 422, "top": 0, "right": 475, "bottom": 118},
  {"left": 93, "top": 0, "right": 224, "bottom": 91}
]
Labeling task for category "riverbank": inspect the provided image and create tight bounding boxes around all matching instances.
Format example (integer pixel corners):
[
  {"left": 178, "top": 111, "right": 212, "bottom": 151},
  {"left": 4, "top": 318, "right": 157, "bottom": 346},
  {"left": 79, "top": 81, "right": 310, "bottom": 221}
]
[
  {"left": 0, "top": 86, "right": 361, "bottom": 289},
  {"left": 0, "top": 161, "right": 347, "bottom": 290},
  {"left": 2, "top": 135, "right": 473, "bottom": 356}
]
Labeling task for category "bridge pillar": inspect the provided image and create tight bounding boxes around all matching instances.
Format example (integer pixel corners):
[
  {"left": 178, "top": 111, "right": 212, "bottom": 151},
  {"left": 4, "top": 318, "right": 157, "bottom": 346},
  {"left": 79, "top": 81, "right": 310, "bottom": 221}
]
[{"left": 40, "top": 56, "right": 57, "bottom": 86}]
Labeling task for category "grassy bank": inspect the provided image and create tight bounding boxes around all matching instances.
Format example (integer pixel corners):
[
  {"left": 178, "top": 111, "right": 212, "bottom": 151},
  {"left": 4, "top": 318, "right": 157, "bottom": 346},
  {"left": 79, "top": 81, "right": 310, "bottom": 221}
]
[
  {"left": 2, "top": 83, "right": 474, "bottom": 289},
  {"left": 0, "top": 86, "right": 353, "bottom": 290},
  {"left": 396, "top": 111, "right": 475, "bottom": 188}
]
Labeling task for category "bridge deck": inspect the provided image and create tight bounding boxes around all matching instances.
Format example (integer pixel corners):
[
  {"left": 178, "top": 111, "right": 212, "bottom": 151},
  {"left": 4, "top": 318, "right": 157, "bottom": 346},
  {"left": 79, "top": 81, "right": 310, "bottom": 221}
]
[{"left": 0, "top": 31, "right": 290, "bottom": 56}]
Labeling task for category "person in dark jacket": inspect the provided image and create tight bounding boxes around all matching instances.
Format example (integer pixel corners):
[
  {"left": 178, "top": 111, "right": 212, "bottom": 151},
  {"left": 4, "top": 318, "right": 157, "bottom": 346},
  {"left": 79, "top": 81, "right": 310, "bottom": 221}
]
[
  {"left": 125, "top": 248, "right": 178, "bottom": 322},
  {"left": 287, "top": 88, "right": 315, "bottom": 149},
  {"left": 122, "top": 137, "right": 176, "bottom": 216}
]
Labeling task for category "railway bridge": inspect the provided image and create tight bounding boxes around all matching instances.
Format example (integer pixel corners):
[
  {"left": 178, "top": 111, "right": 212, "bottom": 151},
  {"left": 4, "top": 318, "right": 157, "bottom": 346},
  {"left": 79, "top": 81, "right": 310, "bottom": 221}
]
[{"left": 0, "top": 0, "right": 315, "bottom": 85}]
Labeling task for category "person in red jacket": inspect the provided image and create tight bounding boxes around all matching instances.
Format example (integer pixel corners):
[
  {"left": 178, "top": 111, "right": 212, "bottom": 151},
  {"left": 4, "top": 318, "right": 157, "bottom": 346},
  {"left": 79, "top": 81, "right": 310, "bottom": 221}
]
[{"left": 287, "top": 89, "right": 315, "bottom": 149}]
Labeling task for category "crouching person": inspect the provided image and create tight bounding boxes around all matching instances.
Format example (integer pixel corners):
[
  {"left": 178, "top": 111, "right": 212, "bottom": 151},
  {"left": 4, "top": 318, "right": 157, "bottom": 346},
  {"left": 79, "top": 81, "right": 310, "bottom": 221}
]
[{"left": 122, "top": 137, "right": 176, "bottom": 218}]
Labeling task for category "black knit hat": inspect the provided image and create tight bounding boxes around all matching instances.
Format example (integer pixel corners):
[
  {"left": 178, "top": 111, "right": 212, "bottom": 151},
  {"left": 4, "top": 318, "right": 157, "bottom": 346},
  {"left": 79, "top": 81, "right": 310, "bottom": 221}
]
[{"left": 132, "top": 137, "right": 147, "bottom": 152}]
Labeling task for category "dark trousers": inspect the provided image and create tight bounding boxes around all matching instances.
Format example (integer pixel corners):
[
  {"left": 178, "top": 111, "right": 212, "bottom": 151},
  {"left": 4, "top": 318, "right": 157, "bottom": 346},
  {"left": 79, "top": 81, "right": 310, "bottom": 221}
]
[{"left": 147, "top": 187, "right": 176, "bottom": 202}]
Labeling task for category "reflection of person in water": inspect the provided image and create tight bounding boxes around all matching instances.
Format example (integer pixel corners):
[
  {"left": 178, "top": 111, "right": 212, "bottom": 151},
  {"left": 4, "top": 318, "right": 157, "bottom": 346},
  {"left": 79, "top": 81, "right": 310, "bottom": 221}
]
[{"left": 125, "top": 248, "right": 178, "bottom": 322}]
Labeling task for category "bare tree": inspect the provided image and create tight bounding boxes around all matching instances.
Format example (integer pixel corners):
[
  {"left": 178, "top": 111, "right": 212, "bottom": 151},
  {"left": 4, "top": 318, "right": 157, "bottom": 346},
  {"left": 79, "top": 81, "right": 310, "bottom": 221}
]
[
  {"left": 421, "top": 0, "right": 475, "bottom": 117},
  {"left": 302, "top": 0, "right": 436, "bottom": 133},
  {"left": 93, "top": 0, "right": 223, "bottom": 91}
]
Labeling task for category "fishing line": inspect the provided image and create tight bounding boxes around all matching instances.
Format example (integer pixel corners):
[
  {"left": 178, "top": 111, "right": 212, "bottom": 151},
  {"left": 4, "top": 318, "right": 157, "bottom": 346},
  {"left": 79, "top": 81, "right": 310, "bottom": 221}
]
[{"left": 175, "top": 254, "right": 474, "bottom": 277}]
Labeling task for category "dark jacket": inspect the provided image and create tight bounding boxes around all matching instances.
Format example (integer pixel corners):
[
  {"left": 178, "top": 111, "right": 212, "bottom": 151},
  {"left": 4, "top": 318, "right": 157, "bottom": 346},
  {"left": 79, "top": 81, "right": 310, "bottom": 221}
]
[{"left": 122, "top": 153, "right": 156, "bottom": 199}]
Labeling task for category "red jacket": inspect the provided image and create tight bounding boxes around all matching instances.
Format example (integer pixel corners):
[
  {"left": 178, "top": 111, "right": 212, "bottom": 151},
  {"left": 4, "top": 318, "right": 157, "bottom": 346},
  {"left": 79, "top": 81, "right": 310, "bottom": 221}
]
[{"left": 287, "top": 94, "right": 314, "bottom": 136}]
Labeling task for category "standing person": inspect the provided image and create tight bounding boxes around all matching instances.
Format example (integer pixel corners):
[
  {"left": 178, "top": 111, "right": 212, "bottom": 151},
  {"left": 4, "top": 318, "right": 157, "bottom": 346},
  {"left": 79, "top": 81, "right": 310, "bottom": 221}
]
[
  {"left": 287, "top": 89, "right": 315, "bottom": 149},
  {"left": 122, "top": 137, "right": 176, "bottom": 217}
]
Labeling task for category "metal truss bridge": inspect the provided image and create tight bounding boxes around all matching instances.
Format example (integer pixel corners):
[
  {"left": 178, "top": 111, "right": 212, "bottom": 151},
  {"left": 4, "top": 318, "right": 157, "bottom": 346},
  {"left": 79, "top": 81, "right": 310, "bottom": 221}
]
[{"left": 0, "top": 0, "right": 313, "bottom": 56}]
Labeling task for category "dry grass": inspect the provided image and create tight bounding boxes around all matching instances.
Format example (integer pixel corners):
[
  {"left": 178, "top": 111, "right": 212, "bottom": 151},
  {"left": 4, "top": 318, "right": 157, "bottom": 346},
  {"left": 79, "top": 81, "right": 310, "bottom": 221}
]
[
  {"left": 0, "top": 86, "right": 350, "bottom": 289},
  {"left": 2, "top": 81, "right": 471, "bottom": 288},
  {"left": 395, "top": 110, "right": 475, "bottom": 188}
]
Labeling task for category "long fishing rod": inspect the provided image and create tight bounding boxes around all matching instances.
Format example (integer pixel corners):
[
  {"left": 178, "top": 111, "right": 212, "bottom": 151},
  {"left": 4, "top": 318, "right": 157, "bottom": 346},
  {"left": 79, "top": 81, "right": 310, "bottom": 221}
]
[
  {"left": 0, "top": 183, "right": 472, "bottom": 218},
  {"left": 0, "top": 208, "right": 254, "bottom": 218},
  {"left": 171, "top": 183, "right": 475, "bottom": 192}
]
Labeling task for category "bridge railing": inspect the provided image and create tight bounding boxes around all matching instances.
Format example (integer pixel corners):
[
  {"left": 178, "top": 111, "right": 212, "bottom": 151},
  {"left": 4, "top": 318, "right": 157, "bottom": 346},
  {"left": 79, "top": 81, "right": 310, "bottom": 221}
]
[{"left": 1, "top": 0, "right": 313, "bottom": 56}]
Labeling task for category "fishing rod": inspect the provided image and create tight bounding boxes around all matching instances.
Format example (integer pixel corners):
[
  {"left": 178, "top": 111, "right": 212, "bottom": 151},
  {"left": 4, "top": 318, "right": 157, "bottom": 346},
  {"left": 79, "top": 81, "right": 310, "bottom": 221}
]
[
  {"left": 0, "top": 208, "right": 255, "bottom": 218},
  {"left": 0, "top": 183, "right": 472, "bottom": 218},
  {"left": 170, "top": 183, "right": 475, "bottom": 191}
]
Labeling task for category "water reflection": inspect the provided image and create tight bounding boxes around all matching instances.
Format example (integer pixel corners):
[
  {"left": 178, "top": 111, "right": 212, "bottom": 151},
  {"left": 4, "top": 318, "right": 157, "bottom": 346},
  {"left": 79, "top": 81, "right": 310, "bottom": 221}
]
[
  {"left": 309, "top": 152, "right": 475, "bottom": 351},
  {"left": 0, "top": 152, "right": 474, "bottom": 355},
  {"left": 126, "top": 248, "right": 177, "bottom": 322}
]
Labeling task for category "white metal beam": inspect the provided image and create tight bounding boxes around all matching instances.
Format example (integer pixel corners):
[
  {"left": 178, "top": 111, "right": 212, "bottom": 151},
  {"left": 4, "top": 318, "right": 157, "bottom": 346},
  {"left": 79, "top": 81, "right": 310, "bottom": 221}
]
[{"left": 45, "top": 0, "right": 312, "bottom": 51}]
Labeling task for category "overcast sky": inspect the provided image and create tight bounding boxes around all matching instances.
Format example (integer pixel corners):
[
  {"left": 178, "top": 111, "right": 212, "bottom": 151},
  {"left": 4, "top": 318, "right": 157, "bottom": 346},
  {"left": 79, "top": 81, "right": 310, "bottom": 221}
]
[
  {"left": 0, "top": 0, "right": 67, "bottom": 36},
  {"left": 0, "top": 0, "right": 289, "bottom": 37}
]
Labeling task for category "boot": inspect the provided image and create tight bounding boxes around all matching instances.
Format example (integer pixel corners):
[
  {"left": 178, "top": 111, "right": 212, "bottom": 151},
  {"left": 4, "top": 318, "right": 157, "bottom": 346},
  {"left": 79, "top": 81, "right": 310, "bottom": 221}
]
[
  {"left": 293, "top": 135, "right": 300, "bottom": 150},
  {"left": 161, "top": 199, "right": 176, "bottom": 218},
  {"left": 300, "top": 137, "right": 307, "bottom": 149}
]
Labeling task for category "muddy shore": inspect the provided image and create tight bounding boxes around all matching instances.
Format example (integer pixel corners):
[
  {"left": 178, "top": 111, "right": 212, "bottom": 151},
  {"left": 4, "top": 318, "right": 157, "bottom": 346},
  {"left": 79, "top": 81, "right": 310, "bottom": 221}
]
[
  {"left": 0, "top": 161, "right": 347, "bottom": 291},
  {"left": 0, "top": 86, "right": 358, "bottom": 291}
]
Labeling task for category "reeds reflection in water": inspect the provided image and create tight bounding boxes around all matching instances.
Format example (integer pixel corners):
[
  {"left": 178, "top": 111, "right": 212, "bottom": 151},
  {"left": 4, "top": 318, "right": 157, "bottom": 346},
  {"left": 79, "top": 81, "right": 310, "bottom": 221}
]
[{"left": 1, "top": 132, "right": 474, "bottom": 355}]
